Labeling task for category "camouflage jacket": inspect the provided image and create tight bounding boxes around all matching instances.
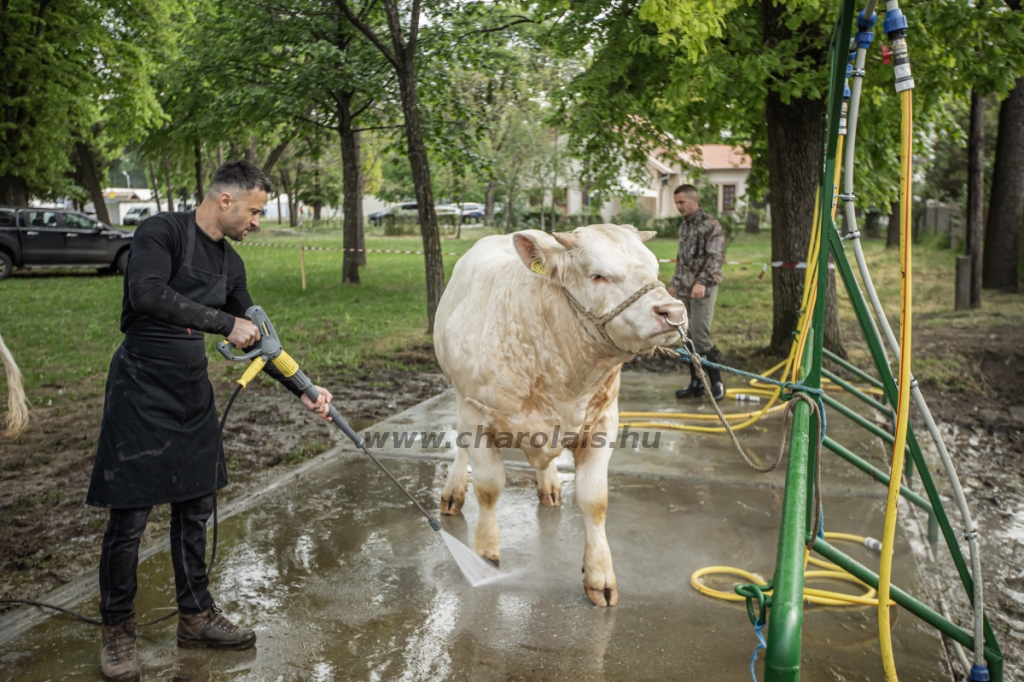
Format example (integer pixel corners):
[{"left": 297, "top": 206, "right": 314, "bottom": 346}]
[{"left": 669, "top": 208, "right": 725, "bottom": 297}]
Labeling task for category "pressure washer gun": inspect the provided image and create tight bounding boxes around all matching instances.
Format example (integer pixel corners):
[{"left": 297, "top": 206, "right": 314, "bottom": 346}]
[
  {"left": 216, "top": 305, "right": 365, "bottom": 447},
  {"left": 216, "top": 305, "right": 442, "bottom": 532}
]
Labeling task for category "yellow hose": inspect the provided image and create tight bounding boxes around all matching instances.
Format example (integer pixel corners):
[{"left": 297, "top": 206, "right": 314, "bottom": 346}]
[
  {"left": 878, "top": 88, "right": 914, "bottom": 682},
  {"left": 691, "top": 532, "right": 896, "bottom": 608}
]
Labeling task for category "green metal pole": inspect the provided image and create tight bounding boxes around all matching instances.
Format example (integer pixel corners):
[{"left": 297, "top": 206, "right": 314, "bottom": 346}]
[
  {"left": 764, "top": 1, "right": 855, "bottom": 677},
  {"left": 822, "top": 436, "right": 938, "bottom": 542},
  {"left": 821, "top": 368, "right": 891, "bottom": 415},
  {"left": 820, "top": 393, "right": 902, "bottom": 449},
  {"left": 763, "top": 332, "right": 813, "bottom": 682},
  {"left": 821, "top": 437, "right": 930, "bottom": 513},
  {"left": 822, "top": 348, "right": 885, "bottom": 389},
  {"left": 813, "top": 538, "right": 1003, "bottom": 680}
]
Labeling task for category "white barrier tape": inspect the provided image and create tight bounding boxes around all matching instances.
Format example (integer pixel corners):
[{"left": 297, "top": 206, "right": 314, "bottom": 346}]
[{"left": 236, "top": 242, "right": 461, "bottom": 257}]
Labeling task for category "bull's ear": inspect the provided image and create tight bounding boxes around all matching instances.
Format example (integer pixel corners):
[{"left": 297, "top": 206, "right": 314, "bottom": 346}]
[
  {"left": 638, "top": 230, "right": 657, "bottom": 243},
  {"left": 513, "top": 230, "right": 564, "bottom": 276}
]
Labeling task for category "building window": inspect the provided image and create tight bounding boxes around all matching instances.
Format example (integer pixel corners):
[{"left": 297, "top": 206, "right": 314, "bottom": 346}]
[{"left": 722, "top": 185, "right": 737, "bottom": 212}]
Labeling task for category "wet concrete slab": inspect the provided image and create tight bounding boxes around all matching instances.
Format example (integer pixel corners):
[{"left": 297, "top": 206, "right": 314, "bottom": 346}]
[{"left": 0, "top": 372, "right": 949, "bottom": 681}]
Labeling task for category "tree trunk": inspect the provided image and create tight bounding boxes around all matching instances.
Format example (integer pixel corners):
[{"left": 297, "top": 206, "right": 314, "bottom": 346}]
[
  {"left": 505, "top": 178, "right": 517, "bottom": 233},
  {"left": 484, "top": 181, "right": 497, "bottom": 226},
  {"left": 966, "top": 90, "right": 985, "bottom": 308},
  {"left": 194, "top": 140, "right": 205, "bottom": 205},
  {"left": 149, "top": 161, "right": 162, "bottom": 213},
  {"left": 313, "top": 200, "right": 323, "bottom": 221},
  {"left": 280, "top": 168, "right": 296, "bottom": 227},
  {"left": 396, "top": 58, "right": 445, "bottom": 332},
  {"left": 0, "top": 175, "right": 28, "bottom": 207},
  {"left": 982, "top": 76, "right": 1024, "bottom": 291},
  {"left": 763, "top": 92, "right": 844, "bottom": 356},
  {"left": 74, "top": 141, "right": 112, "bottom": 225},
  {"left": 262, "top": 134, "right": 296, "bottom": 176},
  {"left": 163, "top": 157, "right": 176, "bottom": 212},
  {"left": 339, "top": 96, "right": 365, "bottom": 284},
  {"left": 745, "top": 196, "right": 762, "bottom": 234},
  {"left": 245, "top": 136, "right": 258, "bottom": 165},
  {"left": 887, "top": 199, "right": 900, "bottom": 247},
  {"left": 864, "top": 211, "right": 882, "bottom": 239},
  {"left": 762, "top": 3, "right": 843, "bottom": 357}
]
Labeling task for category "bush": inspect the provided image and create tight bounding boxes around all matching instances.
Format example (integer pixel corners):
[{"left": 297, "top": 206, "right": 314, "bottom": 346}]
[{"left": 617, "top": 204, "right": 653, "bottom": 230}]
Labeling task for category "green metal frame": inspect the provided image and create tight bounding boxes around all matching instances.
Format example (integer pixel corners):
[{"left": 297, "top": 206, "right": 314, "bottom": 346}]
[{"left": 757, "top": 0, "right": 1004, "bottom": 678}]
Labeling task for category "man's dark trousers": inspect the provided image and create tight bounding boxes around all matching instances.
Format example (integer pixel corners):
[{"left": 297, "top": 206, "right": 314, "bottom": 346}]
[{"left": 98, "top": 493, "right": 215, "bottom": 626}]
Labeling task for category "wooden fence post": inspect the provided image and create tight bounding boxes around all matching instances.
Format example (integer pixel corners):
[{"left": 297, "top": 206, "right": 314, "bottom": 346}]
[
  {"left": 955, "top": 256, "right": 970, "bottom": 311},
  {"left": 300, "top": 244, "right": 307, "bottom": 291}
]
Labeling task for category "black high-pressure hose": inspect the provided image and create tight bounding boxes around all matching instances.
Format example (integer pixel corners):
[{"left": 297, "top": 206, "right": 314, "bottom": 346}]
[{"left": 0, "top": 384, "right": 246, "bottom": 628}]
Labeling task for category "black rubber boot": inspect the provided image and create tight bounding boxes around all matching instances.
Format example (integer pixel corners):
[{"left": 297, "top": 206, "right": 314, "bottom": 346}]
[
  {"left": 704, "top": 348, "right": 726, "bottom": 401},
  {"left": 675, "top": 361, "right": 704, "bottom": 399}
]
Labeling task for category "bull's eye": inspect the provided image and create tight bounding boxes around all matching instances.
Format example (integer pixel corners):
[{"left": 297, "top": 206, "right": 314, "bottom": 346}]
[{"left": 590, "top": 274, "right": 605, "bottom": 282}]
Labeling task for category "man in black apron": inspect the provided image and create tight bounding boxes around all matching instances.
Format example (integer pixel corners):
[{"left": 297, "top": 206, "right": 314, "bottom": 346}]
[{"left": 86, "top": 161, "right": 333, "bottom": 682}]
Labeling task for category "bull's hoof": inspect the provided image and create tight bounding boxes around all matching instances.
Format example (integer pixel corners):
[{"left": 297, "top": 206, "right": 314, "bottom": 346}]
[
  {"left": 483, "top": 555, "right": 500, "bottom": 568},
  {"left": 440, "top": 494, "right": 464, "bottom": 516},
  {"left": 585, "top": 585, "right": 619, "bottom": 607},
  {"left": 537, "top": 490, "right": 562, "bottom": 507}
]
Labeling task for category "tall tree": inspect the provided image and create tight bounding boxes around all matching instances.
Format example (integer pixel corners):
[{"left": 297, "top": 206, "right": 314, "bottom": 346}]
[
  {"left": 0, "top": 0, "right": 167, "bottom": 205},
  {"left": 983, "top": 0, "right": 1024, "bottom": 291},
  {"left": 336, "top": 0, "right": 447, "bottom": 330},
  {"left": 966, "top": 91, "right": 986, "bottom": 307}
]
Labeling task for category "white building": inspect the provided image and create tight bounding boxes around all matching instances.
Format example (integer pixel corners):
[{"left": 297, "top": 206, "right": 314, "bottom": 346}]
[{"left": 562, "top": 144, "right": 755, "bottom": 223}]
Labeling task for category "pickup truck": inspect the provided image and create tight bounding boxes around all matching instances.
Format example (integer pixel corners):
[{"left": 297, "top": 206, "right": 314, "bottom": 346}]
[{"left": 0, "top": 206, "right": 134, "bottom": 280}]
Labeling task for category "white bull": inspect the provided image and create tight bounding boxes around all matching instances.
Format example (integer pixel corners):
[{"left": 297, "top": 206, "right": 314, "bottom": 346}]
[{"left": 433, "top": 224, "right": 687, "bottom": 606}]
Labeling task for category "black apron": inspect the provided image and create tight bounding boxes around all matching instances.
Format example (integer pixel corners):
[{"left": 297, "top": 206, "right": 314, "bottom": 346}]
[{"left": 87, "top": 214, "right": 229, "bottom": 509}]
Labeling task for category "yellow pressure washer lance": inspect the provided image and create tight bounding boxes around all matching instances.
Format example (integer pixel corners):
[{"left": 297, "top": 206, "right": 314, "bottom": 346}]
[{"left": 216, "top": 305, "right": 443, "bottom": 534}]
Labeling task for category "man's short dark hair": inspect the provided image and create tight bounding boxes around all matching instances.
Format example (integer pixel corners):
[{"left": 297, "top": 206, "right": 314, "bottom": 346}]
[
  {"left": 209, "top": 160, "right": 272, "bottom": 196},
  {"left": 674, "top": 184, "right": 698, "bottom": 198}
]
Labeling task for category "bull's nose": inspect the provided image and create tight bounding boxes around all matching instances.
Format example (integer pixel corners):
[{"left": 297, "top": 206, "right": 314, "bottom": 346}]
[{"left": 654, "top": 301, "right": 687, "bottom": 326}]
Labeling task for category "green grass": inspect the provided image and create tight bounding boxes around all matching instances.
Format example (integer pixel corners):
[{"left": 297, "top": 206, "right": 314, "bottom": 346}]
[{"left": 2, "top": 225, "right": 1021, "bottom": 409}]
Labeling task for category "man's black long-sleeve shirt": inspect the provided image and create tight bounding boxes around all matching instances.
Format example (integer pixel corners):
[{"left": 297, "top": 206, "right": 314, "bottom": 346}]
[
  {"left": 121, "top": 212, "right": 248, "bottom": 336},
  {"left": 120, "top": 211, "right": 301, "bottom": 396}
]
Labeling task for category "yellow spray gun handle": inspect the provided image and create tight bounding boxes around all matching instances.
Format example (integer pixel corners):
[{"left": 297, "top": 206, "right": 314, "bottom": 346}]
[{"left": 237, "top": 355, "right": 267, "bottom": 388}]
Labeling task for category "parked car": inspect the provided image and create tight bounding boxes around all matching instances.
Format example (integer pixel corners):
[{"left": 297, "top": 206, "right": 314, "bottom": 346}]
[
  {"left": 0, "top": 207, "right": 134, "bottom": 280},
  {"left": 368, "top": 202, "right": 460, "bottom": 226},
  {"left": 122, "top": 206, "right": 153, "bottom": 225}
]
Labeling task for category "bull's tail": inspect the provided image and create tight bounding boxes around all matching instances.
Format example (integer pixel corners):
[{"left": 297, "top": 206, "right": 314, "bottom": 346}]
[{"left": 0, "top": 331, "right": 28, "bottom": 440}]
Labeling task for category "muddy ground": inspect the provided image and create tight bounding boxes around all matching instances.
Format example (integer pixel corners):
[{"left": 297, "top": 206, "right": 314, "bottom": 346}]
[{"left": 2, "top": 328, "right": 1023, "bottom": 679}]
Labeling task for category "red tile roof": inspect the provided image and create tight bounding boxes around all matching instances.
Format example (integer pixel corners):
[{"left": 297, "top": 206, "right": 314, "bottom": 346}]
[{"left": 684, "top": 145, "right": 752, "bottom": 170}]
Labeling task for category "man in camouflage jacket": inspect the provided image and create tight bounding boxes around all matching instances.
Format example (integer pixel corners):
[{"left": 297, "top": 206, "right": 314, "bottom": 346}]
[{"left": 668, "top": 184, "right": 726, "bottom": 400}]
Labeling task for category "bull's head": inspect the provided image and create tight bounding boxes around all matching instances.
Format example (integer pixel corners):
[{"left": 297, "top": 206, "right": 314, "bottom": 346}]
[{"left": 513, "top": 224, "right": 688, "bottom": 354}]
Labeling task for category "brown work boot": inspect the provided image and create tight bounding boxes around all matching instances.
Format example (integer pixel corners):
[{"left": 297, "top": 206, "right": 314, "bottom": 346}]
[
  {"left": 177, "top": 603, "right": 256, "bottom": 650},
  {"left": 100, "top": 616, "right": 140, "bottom": 682}
]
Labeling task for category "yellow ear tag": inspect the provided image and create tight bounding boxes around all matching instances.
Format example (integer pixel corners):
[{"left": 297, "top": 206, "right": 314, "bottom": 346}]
[{"left": 530, "top": 261, "right": 548, "bottom": 275}]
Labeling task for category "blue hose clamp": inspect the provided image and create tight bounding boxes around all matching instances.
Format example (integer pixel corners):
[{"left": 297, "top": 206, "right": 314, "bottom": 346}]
[{"left": 883, "top": 7, "right": 908, "bottom": 36}]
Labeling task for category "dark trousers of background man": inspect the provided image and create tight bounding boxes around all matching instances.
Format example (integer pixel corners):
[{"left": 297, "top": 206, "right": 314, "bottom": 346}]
[
  {"left": 682, "top": 284, "right": 718, "bottom": 353},
  {"left": 98, "top": 493, "right": 215, "bottom": 626}
]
